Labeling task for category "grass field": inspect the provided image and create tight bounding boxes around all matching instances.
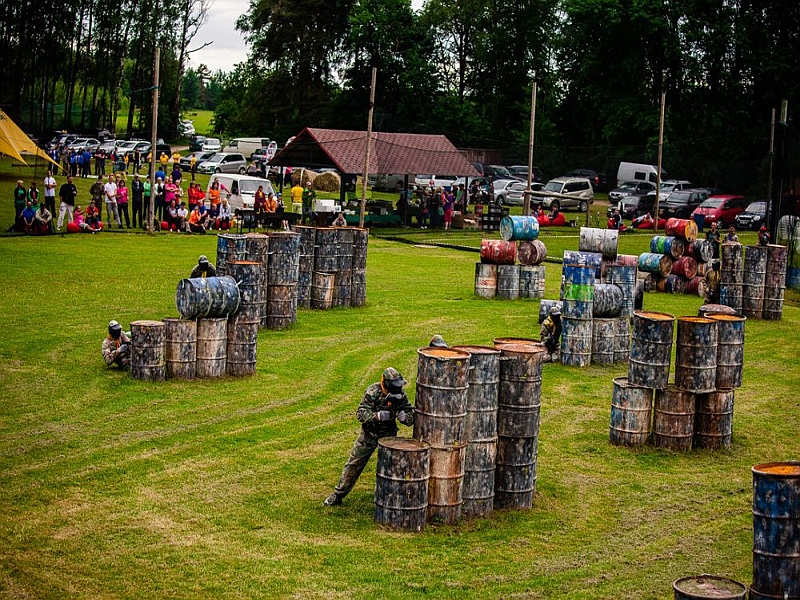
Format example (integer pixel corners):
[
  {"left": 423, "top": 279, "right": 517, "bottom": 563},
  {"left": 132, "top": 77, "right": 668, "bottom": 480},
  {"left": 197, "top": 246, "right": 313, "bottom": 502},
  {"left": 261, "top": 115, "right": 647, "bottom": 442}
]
[
  {"left": 1, "top": 161, "right": 798, "bottom": 598},
  {"left": 115, "top": 109, "right": 215, "bottom": 140}
]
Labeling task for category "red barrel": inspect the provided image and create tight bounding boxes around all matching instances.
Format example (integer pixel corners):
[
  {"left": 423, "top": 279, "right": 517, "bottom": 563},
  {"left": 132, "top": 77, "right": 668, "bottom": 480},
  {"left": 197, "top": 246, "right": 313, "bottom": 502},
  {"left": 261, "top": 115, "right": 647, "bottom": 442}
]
[
  {"left": 517, "top": 239, "right": 547, "bottom": 265},
  {"left": 666, "top": 218, "right": 699, "bottom": 242},
  {"left": 480, "top": 239, "right": 517, "bottom": 264},
  {"left": 672, "top": 256, "right": 698, "bottom": 279}
]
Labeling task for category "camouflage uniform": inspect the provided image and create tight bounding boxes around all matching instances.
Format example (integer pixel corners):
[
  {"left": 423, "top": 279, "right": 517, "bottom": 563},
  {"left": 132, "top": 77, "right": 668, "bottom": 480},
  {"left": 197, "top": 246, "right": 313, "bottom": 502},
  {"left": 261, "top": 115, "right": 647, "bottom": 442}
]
[
  {"left": 102, "top": 331, "right": 131, "bottom": 369},
  {"left": 540, "top": 315, "right": 562, "bottom": 354},
  {"left": 327, "top": 370, "right": 414, "bottom": 505}
]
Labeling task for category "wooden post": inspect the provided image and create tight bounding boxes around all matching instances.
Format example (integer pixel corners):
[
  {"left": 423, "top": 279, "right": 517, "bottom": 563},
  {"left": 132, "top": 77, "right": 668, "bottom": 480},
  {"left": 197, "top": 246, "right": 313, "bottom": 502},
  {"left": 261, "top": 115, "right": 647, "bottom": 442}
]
[
  {"left": 653, "top": 91, "right": 666, "bottom": 234},
  {"left": 359, "top": 67, "right": 377, "bottom": 229},
  {"left": 148, "top": 47, "right": 160, "bottom": 234},
  {"left": 523, "top": 82, "right": 537, "bottom": 217},
  {"left": 766, "top": 107, "right": 775, "bottom": 234}
]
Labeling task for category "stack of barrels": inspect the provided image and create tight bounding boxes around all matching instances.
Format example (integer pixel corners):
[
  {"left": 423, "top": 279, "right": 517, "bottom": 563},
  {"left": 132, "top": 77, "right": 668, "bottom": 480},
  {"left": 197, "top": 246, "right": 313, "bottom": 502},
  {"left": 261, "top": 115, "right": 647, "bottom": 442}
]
[
  {"left": 777, "top": 214, "right": 800, "bottom": 289},
  {"left": 478, "top": 204, "right": 508, "bottom": 231},
  {"left": 475, "top": 236, "right": 547, "bottom": 300},
  {"left": 310, "top": 227, "right": 369, "bottom": 310},
  {"left": 609, "top": 310, "right": 745, "bottom": 451},
  {"left": 719, "top": 242, "right": 788, "bottom": 319},
  {"left": 638, "top": 218, "right": 715, "bottom": 296},
  {"left": 374, "top": 339, "right": 546, "bottom": 531}
]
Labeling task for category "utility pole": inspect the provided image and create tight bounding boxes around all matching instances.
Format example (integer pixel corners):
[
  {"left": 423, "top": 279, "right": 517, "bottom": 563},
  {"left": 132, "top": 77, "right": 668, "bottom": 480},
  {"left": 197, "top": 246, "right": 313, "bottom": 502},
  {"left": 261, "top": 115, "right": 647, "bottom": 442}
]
[
  {"left": 148, "top": 47, "right": 160, "bottom": 234},
  {"left": 359, "top": 67, "right": 377, "bottom": 229},
  {"left": 767, "top": 107, "right": 776, "bottom": 234},
  {"left": 653, "top": 92, "right": 666, "bottom": 233},
  {"left": 523, "top": 82, "right": 537, "bottom": 217}
]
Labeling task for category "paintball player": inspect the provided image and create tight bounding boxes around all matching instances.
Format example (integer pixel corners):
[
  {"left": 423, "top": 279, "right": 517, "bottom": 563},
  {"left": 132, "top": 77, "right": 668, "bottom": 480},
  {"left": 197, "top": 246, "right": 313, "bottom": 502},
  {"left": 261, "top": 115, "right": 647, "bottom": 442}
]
[
  {"left": 429, "top": 334, "right": 448, "bottom": 348},
  {"left": 190, "top": 255, "right": 216, "bottom": 278},
  {"left": 540, "top": 305, "right": 562, "bottom": 362},
  {"left": 323, "top": 367, "right": 415, "bottom": 506},
  {"left": 102, "top": 320, "right": 131, "bottom": 370}
]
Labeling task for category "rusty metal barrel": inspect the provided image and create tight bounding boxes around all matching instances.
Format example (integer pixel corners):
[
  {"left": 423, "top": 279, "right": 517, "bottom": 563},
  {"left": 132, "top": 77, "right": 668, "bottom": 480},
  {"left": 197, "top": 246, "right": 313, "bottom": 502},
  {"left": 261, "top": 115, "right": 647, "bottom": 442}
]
[
  {"left": 707, "top": 313, "right": 746, "bottom": 388},
  {"left": 638, "top": 252, "right": 674, "bottom": 277},
  {"left": 333, "top": 227, "right": 354, "bottom": 308},
  {"left": 266, "top": 231, "right": 300, "bottom": 329},
  {"left": 196, "top": 317, "right": 228, "bottom": 378},
  {"left": 226, "top": 303, "right": 259, "bottom": 376},
  {"left": 693, "top": 388, "right": 734, "bottom": 450},
  {"left": 665, "top": 217, "right": 698, "bottom": 242},
  {"left": 163, "top": 318, "right": 197, "bottom": 380},
  {"left": 452, "top": 345, "right": 500, "bottom": 519},
  {"left": 494, "top": 342, "right": 545, "bottom": 510},
  {"left": 628, "top": 311, "right": 675, "bottom": 389},
  {"left": 591, "top": 318, "right": 617, "bottom": 365},
  {"left": 496, "top": 264, "right": 520, "bottom": 300},
  {"left": 480, "top": 239, "right": 517, "bottom": 264},
  {"left": 374, "top": 437, "right": 430, "bottom": 532},
  {"left": 674, "top": 317, "right": 718, "bottom": 394},
  {"left": 610, "top": 377, "right": 653, "bottom": 447},
  {"left": 561, "top": 317, "right": 592, "bottom": 367},
  {"left": 653, "top": 386, "right": 695, "bottom": 451},
  {"left": 311, "top": 272, "right": 335, "bottom": 309},
  {"left": 742, "top": 245, "right": 767, "bottom": 319},
  {"left": 413, "top": 347, "right": 471, "bottom": 525},
  {"left": 519, "top": 265, "right": 545, "bottom": 299},
  {"left": 579, "top": 226, "right": 618, "bottom": 259},
  {"left": 764, "top": 244, "right": 789, "bottom": 320},
  {"left": 474, "top": 263, "right": 497, "bottom": 299},
  {"left": 614, "top": 316, "right": 631, "bottom": 363},
  {"left": 751, "top": 461, "right": 800, "bottom": 600},
  {"left": 130, "top": 320, "right": 167, "bottom": 382},
  {"left": 672, "top": 255, "right": 698, "bottom": 279},
  {"left": 672, "top": 575, "right": 747, "bottom": 600},
  {"left": 517, "top": 239, "right": 547, "bottom": 265},
  {"left": 292, "top": 226, "right": 315, "bottom": 309},
  {"left": 314, "top": 227, "right": 338, "bottom": 272},
  {"left": 216, "top": 233, "right": 248, "bottom": 276}
]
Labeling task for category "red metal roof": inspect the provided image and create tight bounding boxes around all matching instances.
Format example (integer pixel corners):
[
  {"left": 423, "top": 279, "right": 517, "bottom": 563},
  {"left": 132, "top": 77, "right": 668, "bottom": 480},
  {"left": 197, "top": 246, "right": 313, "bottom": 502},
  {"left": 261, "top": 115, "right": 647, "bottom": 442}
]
[{"left": 270, "top": 127, "right": 480, "bottom": 177}]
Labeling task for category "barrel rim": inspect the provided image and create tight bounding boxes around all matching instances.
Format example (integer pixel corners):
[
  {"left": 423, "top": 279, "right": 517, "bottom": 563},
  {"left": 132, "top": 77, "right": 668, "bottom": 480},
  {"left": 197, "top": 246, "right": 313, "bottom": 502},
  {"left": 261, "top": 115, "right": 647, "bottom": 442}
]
[
  {"left": 417, "top": 347, "right": 471, "bottom": 361},
  {"left": 671, "top": 574, "right": 747, "bottom": 597},
  {"left": 378, "top": 436, "right": 430, "bottom": 451},
  {"left": 130, "top": 319, "right": 165, "bottom": 327},
  {"left": 751, "top": 461, "right": 800, "bottom": 476},
  {"left": 451, "top": 345, "right": 501, "bottom": 355},
  {"left": 706, "top": 313, "right": 747, "bottom": 323},
  {"left": 494, "top": 342, "right": 546, "bottom": 354},
  {"left": 633, "top": 310, "right": 675, "bottom": 322},
  {"left": 677, "top": 316, "right": 716, "bottom": 325}
]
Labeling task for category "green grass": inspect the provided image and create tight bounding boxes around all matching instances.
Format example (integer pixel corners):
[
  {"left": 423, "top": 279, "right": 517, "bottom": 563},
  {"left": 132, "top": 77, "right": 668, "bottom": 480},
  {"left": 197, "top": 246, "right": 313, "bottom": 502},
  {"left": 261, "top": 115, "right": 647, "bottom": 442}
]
[
  {"left": 115, "top": 109, "right": 215, "bottom": 141},
  {"left": 1, "top": 161, "right": 798, "bottom": 598}
]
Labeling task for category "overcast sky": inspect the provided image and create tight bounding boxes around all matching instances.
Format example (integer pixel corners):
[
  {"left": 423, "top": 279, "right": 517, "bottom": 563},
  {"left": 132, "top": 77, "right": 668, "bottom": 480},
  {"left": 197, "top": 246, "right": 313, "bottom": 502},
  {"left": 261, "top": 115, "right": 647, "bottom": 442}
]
[{"left": 190, "top": 0, "right": 426, "bottom": 74}]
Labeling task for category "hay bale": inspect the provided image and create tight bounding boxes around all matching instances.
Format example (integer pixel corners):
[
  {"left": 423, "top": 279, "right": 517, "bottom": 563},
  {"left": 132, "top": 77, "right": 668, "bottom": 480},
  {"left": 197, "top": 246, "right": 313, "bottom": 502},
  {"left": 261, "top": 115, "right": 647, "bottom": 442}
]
[
  {"left": 314, "top": 171, "right": 341, "bottom": 192},
  {"left": 291, "top": 168, "right": 317, "bottom": 187}
]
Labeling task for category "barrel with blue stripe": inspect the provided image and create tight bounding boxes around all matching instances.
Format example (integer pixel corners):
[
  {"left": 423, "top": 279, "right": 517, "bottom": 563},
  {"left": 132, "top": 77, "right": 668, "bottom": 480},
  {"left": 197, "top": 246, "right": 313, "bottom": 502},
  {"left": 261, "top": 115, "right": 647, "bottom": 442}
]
[
  {"left": 563, "top": 250, "right": 602, "bottom": 278},
  {"left": 650, "top": 235, "right": 684, "bottom": 259},
  {"left": 500, "top": 215, "right": 540, "bottom": 241},
  {"left": 638, "top": 252, "right": 673, "bottom": 277},
  {"left": 562, "top": 264, "right": 595, "bottom": 320},
  {"left": 605, "top": 264, "right": 637, "bottom": 317}
]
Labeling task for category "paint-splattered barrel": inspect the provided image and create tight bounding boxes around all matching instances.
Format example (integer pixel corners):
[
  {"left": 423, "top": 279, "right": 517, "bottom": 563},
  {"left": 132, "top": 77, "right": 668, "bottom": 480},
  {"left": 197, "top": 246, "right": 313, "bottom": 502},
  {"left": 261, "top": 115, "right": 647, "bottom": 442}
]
[
  {"left": 653, "top": 386, "right": 695, "bottom": 451},
  {"left": 518, "top": 265, "right": 545, "bottom": 299},
  {"left": 351, "top": 268, "right": 367, "bottom": 308},
  {"left": 650, "top": 235, "right": 685, "bottom": 259},
  {"left": 246, "top": 233, "right": 271, "bottom": 322},
  {"left": 672, "top": 575, "right": 747, "bottom": 600},
  {"left": 693, "top": 388, "right": 735, "bottom": 450},
  {"left": 614, "top": 316, "right": 631, "bottom": 363},
  {"left": 216, "top": 233, "right": 248, "bottom": 276},
  {"left": 175, "top": 276, "right": 240, "bottom": 320},
  {"left": 638, "top": 252, "right": 674, "bottom": 277},
  {"left": 517, "top": 239, "right": 547, "bottom": 266},
  {"left": 427, "top": 443, "right": 467, "bottom": 525},
  {"left": 195, "top": 317, "right": 227, "bottom": 378},
  {"left": 562, "top": 264, "right": 595, "bottom": 319},
  {"left": 130, "top": 320, "right": 167, "bottom": 382},
  {"left": 496, "top": 264, "right": 520, "bottom": 300},
  {"left": 267, "top": 231, "right": 300, "bottom": 285},
  {"left": 657, "top": 274, "right": 686, "bottom": 295},
  {"left": 226, "top": 303, "right": 259, "bottom": 376},
  {"left": 163, "top": 318, "right": 197, "bottom": 380},
  {"left": 644, "top": 272, "right": 662, "bottom": 293},
  {"left": 494, "top": 343, "right": 544, "bottom": 510},
  {"left": 698, "top": 304, "right": 737, "bottom": 317},
  {"left": 413, "top": 347, "right": 471, "bottom": 448},
  {"left": 687, "top": 239, "right": 715, "bottom": 264},
  {"left": 592, "top": 283, "right": 623, "bottom": 318},
  {"left": 560, "top": 317, "right": 592, "bottom": 367},
  {"left": 474, "top": 263, "right": 497, "bottom": 299},
  {"left": 333, "top": 227, "right": 354, "bottom": 308},
  {"left": 672, "top": 256, "right": 698, "bottom": 279},
  {"left": 763, "top": 244, "right": 788, "bottom": 321},
  {"left": 605, "top": 264, "right": 637, "bottom": 317},
  {"left": 266, "top": 284, "right": 295, "bottom": 330},
  {"left": 538, "top": 300, "right": 563, "bottom": 324},
  {"left": 707, "top": 313, "right": 745, "bottom": 388},
  {"left": 579, "top": 227, "right": 618, "bottom": 259},
  {"left": 310, "top": 272, "right": 335, "bottom": 310},
  {"left": 610, "top": 377, "right": 653, "bottom": 447},
  {"left": 563, "top": 250, "right": 602, "bottom": 278},
  {"left": 480, "top": 239, "right": 517, "bottom": 264},
  {"left": 591, "top": 318, "right": 616, "bottom": 365},
  {"left": 374, "top": 437, "right": 430, "bottom": 532},
  {"left": 628, "top": 311, "right": 675, "bottom": 389},
  {"left": 751, "top": 461, "right": 800, "bottom": 600},
  {"left": 313, "top": 227, "right": 338, "bottom": 273},
  {"left": 666, "top": 217, "right": 698, "bottom": 242},
  {"left": 684, "top": 276, "right": 704, "bottom": 296},
  {"left": 720, "top": 242, "right": 743, "bottom": 284},
  {"left": 719, "top": 283, "right": 743, "bottom": 312},
  {"left": 742, "top": 245, "right": 767, "bottom": 319},
  {"left": 500, "top": 215, "right": 540, "bottom": 241},
  {"left": 674, "top": 316, "right": 718, "bottom": 394},
  {"left": 351, "top": 226, "right": 369, "bottom": 270},
  {"left": 227, "top": 260, "right": 264, "bottom": 311},
  {"left": 452, "top": 345, "right": 500, "bottom": 519},
  {"left": 292, "top": 226, "right": 316, "bottom": 309}
]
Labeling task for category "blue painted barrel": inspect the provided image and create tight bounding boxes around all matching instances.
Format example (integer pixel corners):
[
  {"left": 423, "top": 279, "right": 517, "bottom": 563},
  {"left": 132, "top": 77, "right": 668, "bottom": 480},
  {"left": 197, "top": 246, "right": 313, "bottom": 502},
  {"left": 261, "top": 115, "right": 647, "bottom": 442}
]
[
  {"left": 560, "top": 317, "right": 592, "bottom": 367},
  {"left": 751, "top": 461, "right": 800, "bottom": 600},
  {"left": 628, "top": 311, "right": 675, "bottom": 389},
  {"left": 787, "top": 266, "right": 800, "bottom": 290},
  {"left": 592, "top": 283, "right": 623, "bottom": 318},
  {"left": 650, "top": 235, "right": 684, "bottom": 259},
  {"left": 175, "top": 276, "right": 241, "bottom": 319},
  {"left": 638, "top": 252, "right": 674, "bottom": 277},
  {"left": 500, "top": 215, "right": 540, "bottom": 241},
  {"left": 605, "top": 264, "right": 637, "bottom": 317},
  {"left": 563, "top": 250, "right": 602, "bottom": 278},
  {"left": 674, "top": 316, "right": 718, "bottom": 393},
  {"left": 562, "top": 264, "right": 595, "bottom": 320}
]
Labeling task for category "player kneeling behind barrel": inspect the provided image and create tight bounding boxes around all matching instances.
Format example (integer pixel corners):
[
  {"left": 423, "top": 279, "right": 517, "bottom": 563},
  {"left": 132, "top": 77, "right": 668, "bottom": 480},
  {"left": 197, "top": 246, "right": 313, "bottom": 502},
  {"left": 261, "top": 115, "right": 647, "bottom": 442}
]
[
  {"left": 102, "top": 320, "right": 131, "bottom": 370},
  {"left": 540, "top": 306, "right": 562, "bottom": 361},
  {"left": 324, "top": 367, "right": 415, "bottom": 506}
]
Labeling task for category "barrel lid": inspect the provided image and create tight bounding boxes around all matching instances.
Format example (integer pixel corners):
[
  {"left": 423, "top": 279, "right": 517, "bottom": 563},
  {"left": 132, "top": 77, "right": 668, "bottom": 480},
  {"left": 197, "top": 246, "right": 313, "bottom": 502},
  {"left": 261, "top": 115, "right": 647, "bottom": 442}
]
[
  {"left": 378, "top": 437, "right": 429, "bottom": 452},
  {"left": 672, "top": 574, "right": 747, "bottom": 597},
  {"left": 494, "top": 342, "right": 546, "bottom": 354},
  {"left": 162, "top": 317, "right": 195, "bottom": 323},
  {"left": 678, "top": 316, "right": 715, "bottom": 324},
  {"left": 130, "top": 319, "right": 164, "bottom": 327},
  {"left": 492, "top": 337, "right": 539, "bottom": 346},
  {"left": 451, "top": 345, "right": 501, "bottom": 355},
  {"left": 706, "top": 313, "right": 746, "bottom": 322},
  {"left": 752, "top": 461, "right": 800, "bottom": 477},
  {"left": 228, "top": 260, "right": 260, "bottom": 265},
  {"left": 417, "top": 347, "right": 471, "bottom": 361},
  {"left": 612, "top": 376, "right": 652, "bottom": 389},
  {"left": 633, "top": 310, "right": 675, "bottom": 321}
]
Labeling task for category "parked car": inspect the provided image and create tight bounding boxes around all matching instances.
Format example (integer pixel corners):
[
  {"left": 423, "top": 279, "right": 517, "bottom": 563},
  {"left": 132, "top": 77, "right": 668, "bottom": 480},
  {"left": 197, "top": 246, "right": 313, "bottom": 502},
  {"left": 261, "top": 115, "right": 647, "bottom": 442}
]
[
  {"left": 494, "top": 179, "right": 544, "bottom": 206},
  {"left": 506, "top": 165, "right": 545, "bottom": 183},
  {"left": 691, "top": 195, "right": 748, "bottom": 227},
  {"left": 201, "top": 137, "right": 222, "bottom": 152},
  {"left": 610, "top": 194, "right": 657, "bottom": 219},
  {"left": 67, "top": 137, "right": 101, "bottom": 152},
  {"left": 566, "top": 169, "right": 608, "bottom": 192},
  {"left": 178, "top": 120, "right": 195, "bottom": 137},
  {"left": 197, "top": 152, "right": 247, "bottom": 174},
  {"left": 97, "top": 139, "right": 124, "bottom": 154},
  {"left": 115, "top": 140, "right": 151, "bottom": 159},
  {"left": 179, "top": 151, "right": 216, "bottom": 172},
  {"left": 659, "top": 188, "right": 710, "bottom": 219},
  {"left": 735, "top": 201, "right": 768, "bottom": 230},
  {"left": 189, "top": 135, "right": 207, "bottom": 152},
  {"left": 46, "top": 132, "right": 78, "bottom": 150},
  {"left": 206, "top": 174, "right": 275, "bottom": 211},
  {"left": 608, "top": 181, "right": 656, "bottom": 203},
  {"left": 413, "top": 175, "right": 457, "bottom": 190},
  {"left": 535, "top": 177, "right": 594, "bottom": 212}
]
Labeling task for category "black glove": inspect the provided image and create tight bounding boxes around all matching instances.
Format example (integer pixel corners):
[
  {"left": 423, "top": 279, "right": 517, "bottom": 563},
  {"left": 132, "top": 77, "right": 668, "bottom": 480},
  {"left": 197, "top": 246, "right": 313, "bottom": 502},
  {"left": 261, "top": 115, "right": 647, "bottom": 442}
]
[
  {"left": 386, "top": 393, "right": 404, "bottom": 403},
  {"left": 397, "top": 410, "right": 409, "bottom": 425},
  {"left": 375, "top": 410, "right": 392, "bottom": 422}
]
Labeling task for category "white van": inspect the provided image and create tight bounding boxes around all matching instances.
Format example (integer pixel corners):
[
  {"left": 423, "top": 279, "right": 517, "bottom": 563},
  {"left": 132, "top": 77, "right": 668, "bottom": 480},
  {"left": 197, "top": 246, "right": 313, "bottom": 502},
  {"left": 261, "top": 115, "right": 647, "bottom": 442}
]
[
  {"left": 222, "top": 137, "right": 271, "bottom": 159},
  {"left": 616, "top": 162, "right": 666, "bottom": 187},
  {"left": 207, "top": 174, "right": 275, "bottom": 210}
]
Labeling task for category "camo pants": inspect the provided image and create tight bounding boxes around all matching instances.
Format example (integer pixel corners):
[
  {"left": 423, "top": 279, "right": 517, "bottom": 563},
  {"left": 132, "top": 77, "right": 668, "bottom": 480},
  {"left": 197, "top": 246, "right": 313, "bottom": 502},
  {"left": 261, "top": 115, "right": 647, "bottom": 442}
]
[{"left": 333, "top": 430, "right": 381, "bottom": 499}]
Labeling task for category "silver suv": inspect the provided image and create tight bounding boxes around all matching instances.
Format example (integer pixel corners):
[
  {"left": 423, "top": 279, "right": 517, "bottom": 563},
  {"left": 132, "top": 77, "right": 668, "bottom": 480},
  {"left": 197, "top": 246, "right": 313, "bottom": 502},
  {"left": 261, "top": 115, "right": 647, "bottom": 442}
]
[
  {"left": 536, "top": 177, "right": 594, "bottom": 212},
  {"left": 197, "top": 152, "right": 247, "bottom": 174}
]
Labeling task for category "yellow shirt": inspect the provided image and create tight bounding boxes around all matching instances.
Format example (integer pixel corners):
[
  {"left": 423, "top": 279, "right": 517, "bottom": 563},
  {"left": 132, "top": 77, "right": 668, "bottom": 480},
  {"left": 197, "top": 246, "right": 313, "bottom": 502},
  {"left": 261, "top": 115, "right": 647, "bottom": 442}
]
[{"left": 291, "top": 185, "right": 303, "bottom": 204}]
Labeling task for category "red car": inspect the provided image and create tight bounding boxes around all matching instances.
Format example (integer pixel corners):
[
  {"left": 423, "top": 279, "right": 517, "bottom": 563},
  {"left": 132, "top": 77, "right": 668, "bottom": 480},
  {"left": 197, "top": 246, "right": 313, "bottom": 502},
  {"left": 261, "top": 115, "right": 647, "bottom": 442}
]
[{"left": 691, "top": 195, "right": 748, "bottom": 227}]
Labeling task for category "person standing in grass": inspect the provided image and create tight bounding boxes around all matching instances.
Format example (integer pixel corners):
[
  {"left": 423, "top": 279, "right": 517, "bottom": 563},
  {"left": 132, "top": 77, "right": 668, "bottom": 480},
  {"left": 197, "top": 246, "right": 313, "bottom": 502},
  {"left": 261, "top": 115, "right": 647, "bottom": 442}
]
[
  {"left": 43, "top": 170, "right": 57, "bottom": 217},
  {"left": 56, "top": 175, "right": 78, "bottom": 231},
  {"left": 323, "top": 367, "right": 414, "bottom": 507},
  {"left": 302, "top": 181, "right": 316, "bottom": 225}
]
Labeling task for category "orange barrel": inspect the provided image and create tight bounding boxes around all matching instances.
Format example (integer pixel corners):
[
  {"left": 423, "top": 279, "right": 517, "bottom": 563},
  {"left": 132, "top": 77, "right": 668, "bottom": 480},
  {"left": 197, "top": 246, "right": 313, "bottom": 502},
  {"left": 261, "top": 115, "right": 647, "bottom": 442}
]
[
  {"left": 480, "top": 239, "right": 517, "bottom": 264},
  {"left": 672, "top": 575, "right": 747, "bottom": 600},
  {"left": 653, "top": 386, "right": 695, "bottom": 451},
  {"left": 474, "top": 263, "right": 497, "bottom": 299},
  {"left": 374, "top": 437, "right": 430, "bottom": 532},
  {"left": 707, "top": 313, "right": 746, "bottom": 388},
  {"left": 742, "top": 245, "right": 767, "bottom": 319},
  {"left": 693, "top": 388, "right": 734, "bottom": 450},
  {"left": 517, "top": 239, "right": 547, "bottom": 265},
  {"left": 628, "top": 311, "right": 675, "bottom": 389},
  {"left": 130, "top": 320, "right": 166, "bottom": 382},
  {"left": 751, "top": 461, "right": 800, "bottom": 600},
  {"left": 674, "top": 316, "right": 718, "bottom": 394},
  {"left": 665, "top": 217, "right": 699, "bottom": 242},
  {"left": 609, "top": 377, "right": 653, "bottom": 447},
  {"left": 672, "top": 256, "right": 698, "bottom": 279}
]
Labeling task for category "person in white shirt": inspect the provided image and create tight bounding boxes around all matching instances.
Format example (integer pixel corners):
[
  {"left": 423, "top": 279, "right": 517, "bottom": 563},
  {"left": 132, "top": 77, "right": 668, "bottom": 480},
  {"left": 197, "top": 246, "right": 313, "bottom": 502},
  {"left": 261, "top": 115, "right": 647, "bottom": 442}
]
[
  {"left": 103, "top": 174, "right": 121, "bottom": 228},
  {"left": 43, "top": 170, "right": 57, "bottom": 216},
  {"left": 176, "top": 202, "right": 188, "bottom": 232}
]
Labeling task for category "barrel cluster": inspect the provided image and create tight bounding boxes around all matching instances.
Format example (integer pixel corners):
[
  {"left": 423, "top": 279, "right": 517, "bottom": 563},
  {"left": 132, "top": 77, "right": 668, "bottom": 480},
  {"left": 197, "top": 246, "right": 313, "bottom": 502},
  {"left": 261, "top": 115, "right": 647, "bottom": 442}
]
[
  {"left": 474, "top": 203, "right": 509, "bottom": 232},
  {"left": 475, "top": 239, "right": 547, "bottom": 300},
  {"left": 777, "top": 214, "right": 800, "bottom": 290},
  {"left": 716, "top": 242, "right": 788, "bottom": 320},
  {"left": 373, "top": 340, "right": 546, "bottom": 532},
  {"left": 609, "top": 310, "right": 746, "bottom": 452}
]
